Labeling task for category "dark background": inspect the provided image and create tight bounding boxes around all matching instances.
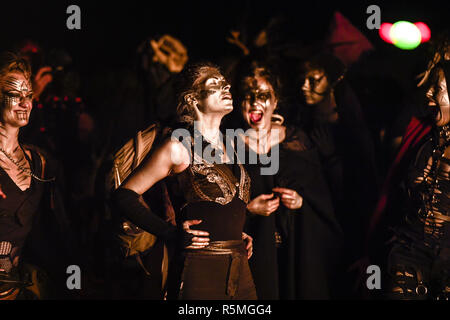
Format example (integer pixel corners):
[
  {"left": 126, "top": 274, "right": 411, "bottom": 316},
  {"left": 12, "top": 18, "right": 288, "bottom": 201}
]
[
  {"left": 1, "top": 0, "right": 447, "bottom": 146},
  {"left": 1, "top": 0, "right": 447, "bottom": 70},
  {"left": 0, "top": 0, "right": 448, "bottom": 300}
]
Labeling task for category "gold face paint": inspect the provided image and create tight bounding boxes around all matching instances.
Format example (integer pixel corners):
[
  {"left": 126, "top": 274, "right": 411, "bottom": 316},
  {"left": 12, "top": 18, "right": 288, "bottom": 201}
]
[
  {"left": 1, "top": 73, "right": 33, "bottom": 126},
  {"left": 426, "top": 68, "right": 450, "bottom": 126},
  {"left": 302, "top": 69, "right": 330, "bottom": 105}
]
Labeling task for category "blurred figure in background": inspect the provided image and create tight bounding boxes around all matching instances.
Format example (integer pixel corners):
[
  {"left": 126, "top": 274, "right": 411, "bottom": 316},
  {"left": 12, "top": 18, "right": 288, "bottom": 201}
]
[
  {"left": 296, "top": 52, "right": 379, "bottom": 298},
  {"left": 137, "top": 34, "right": 188, "bottom": 125}
]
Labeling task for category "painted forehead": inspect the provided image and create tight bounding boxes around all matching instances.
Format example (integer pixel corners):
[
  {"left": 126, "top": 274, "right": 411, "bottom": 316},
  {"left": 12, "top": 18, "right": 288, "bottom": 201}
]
[
  {"left": 243, "top": 76, "right": 273, "bottom": 91},
  {"left": 195, "top": 68, "right": 223, "bottom": 84},
  {"left": 203, "top": 73, "right": 226, "bottom": 85},
  {"left": 2, "top": 73, "right": 32, "bottom": 92}
]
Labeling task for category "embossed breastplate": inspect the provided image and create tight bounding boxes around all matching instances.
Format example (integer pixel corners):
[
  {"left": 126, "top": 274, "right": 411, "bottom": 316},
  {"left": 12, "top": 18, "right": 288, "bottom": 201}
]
[{"left": 178, "top": 145, "right": 251, "bottom": 206}]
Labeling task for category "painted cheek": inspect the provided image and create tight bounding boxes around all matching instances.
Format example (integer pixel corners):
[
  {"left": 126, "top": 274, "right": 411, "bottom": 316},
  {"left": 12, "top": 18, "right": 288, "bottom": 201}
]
[
  {"left": 4, "top": 96, "right": 19, "bottom": 109},
  {"left": 314, "top": 80, "right": 328, "bottom": 95}
]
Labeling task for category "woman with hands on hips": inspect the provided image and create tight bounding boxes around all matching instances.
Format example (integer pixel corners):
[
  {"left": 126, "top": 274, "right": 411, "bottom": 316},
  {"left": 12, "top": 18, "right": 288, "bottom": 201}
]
[{"left": 113, "top": 63, "right": 256, "bottom": 300}]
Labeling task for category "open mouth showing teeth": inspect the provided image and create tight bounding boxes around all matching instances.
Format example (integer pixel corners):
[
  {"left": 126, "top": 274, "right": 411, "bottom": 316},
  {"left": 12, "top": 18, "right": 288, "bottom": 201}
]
[
  {"left": 249, "top": 111, "right": 263, "bottom": 123},
  {"left": 15, "top": 111, "right": 28, "bottom": 121}
]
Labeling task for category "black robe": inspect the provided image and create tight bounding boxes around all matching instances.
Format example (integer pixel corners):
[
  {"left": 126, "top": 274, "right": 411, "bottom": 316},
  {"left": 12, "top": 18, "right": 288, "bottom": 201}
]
[{"left": 243, "top": 127, "right": 343, "bottom": 299}]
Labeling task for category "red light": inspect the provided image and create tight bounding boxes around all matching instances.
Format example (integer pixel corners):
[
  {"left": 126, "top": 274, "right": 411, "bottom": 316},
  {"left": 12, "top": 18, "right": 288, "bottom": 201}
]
[
  {"left": 415, "top": 22, "right": 431, "bottom": 42},
  {"left": 379, "top": 23, "right": 393, "bottom": 44},
  {"left": 37, "top": 104, "right": 43, "bottom": 109},
  {"left": 40, "top": 127, "right": 46, "bottom": 132},
  {"left": 64, "top": 96, "right": 68, "bottom": 101},
  {"left": 75, "top": 97, "right": 82, "bottom": 103},
  {"left": 53, "top": 96, "right": 60, "bottom": 102}
]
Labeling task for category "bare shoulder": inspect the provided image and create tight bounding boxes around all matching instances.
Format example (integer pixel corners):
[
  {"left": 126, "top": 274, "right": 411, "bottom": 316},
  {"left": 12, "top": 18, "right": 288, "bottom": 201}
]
[{"left": 159, "top": 137, "right": 191, "bottom": 173}]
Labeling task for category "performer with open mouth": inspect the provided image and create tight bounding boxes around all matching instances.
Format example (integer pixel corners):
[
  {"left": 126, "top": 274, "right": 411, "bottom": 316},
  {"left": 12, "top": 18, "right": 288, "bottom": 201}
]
[
  {"left": 232, "top": 61, "right": 342, "bottom": 299},
  {"left": 366, "top": 33, "right": 450, "bottom": 300}
]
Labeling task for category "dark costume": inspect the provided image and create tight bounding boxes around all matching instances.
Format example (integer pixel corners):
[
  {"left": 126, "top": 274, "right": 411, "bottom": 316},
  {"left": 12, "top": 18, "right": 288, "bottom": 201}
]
[
  {"left": 368, "top": 116, "right": 450, "bottom": 299},
  {"left": 277, "top": 127, "right": 344, "bottom": 299},
  {"left": 174, "top": 136, "right": 255, "bottom": 300},
  {"left": 243, "top": 126, "right": 343, "bottom": 299},
  {"left": 242, "top": 139, "right": 280, "bottom": 300},
  {"left": 295, "top": 80, "right": 379, "bottom": 299},
  {"left": 0, "top": 147, "right": 69, "bottom": 299},
  {"left": 113, "top": 133, "right": 257, "bottom": 300},
  {"left": 0, "top": 148, "right": 45, "bottom": 267}
]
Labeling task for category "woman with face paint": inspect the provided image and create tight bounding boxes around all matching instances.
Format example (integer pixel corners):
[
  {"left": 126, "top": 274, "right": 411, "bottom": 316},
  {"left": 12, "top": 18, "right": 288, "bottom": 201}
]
[
  {"left": 232, "top": 61, "right": 343, "bottom": 299},
  {"left": 297, "top": 53, "right": 379, "bottom": 297},
  {"left": 112, "top": 63, "right": 256, "bottom": 300},
  {"left": 0, "top": 52, "right": 60, "bottom": 300},
  {"left": 365, "top": 35, "right": 450, "bottom": 300}
]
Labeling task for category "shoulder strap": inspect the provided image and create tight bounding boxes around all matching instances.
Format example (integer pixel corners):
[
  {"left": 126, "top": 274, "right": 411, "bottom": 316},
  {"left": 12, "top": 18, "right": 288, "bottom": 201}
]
[{"left": 21, "top": 145, "right": 46, "bottom": 179}]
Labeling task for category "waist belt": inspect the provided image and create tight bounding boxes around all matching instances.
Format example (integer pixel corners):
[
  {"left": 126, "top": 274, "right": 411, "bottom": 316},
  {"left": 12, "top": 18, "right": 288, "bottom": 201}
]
[{"left": 184, "top": 240, "right": 245, "bottom": 297}]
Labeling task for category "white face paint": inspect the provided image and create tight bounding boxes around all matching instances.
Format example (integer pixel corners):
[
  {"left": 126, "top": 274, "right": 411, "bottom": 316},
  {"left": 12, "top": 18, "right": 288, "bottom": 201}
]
[
  {"left": 1, "top": 72, "right": 33, "bottom": 128},
  {"left": 197, "top": 75, "right": 233, "bottom": 115}
]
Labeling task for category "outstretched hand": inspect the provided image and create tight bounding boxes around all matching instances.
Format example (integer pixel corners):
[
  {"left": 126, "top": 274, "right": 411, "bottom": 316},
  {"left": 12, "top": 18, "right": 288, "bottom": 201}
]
[{"left": 182, "top": 219, "right": 210, "bottom": 249}]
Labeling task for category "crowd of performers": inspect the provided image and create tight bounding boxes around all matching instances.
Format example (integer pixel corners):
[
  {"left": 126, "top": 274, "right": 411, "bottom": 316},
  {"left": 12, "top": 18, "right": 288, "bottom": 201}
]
[{"left": 0, "top": 27, "right": 449, "bottom": 300}]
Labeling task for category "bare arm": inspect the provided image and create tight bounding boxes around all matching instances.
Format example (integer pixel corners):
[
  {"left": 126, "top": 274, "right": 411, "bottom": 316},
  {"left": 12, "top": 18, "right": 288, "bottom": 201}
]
[
  {"left": 113, "top": 138, "right": 210, "bottom": 247},
  {"left": 121, "top": 138, "right": 190, "bottom": 194}
]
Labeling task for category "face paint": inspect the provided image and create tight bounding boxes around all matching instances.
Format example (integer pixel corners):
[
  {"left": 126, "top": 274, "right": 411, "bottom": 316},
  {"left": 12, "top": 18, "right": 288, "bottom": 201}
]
[
  {"left": 1, "top": 73, "right": 33, "bottom": 126},
  {"left": 302, "top": 69, "right": 330, "bottom": 105},
  {"left": 241, "top": 76, "right": 277, "bottom": 130},
  {"left": 426, "top": 68, "right": 450, "bottom": 126},
  {"left": 199, "top": 78, "right": 231, "bottom": 98},
  {"left": 195, "top": 75, "right": 233, "bottom": 114}
]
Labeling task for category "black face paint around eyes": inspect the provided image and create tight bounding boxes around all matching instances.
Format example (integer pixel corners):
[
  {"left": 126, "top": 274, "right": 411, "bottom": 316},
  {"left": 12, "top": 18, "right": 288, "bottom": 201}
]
[{"left": 199, "top": 79, "right": 230, "bottom": 98}]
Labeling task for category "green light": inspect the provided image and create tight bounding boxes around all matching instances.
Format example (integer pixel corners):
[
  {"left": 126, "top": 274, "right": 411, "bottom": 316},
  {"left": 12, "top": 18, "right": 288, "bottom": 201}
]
[{"left": 390, "top": 21, "right": 421, "bottom": 50}]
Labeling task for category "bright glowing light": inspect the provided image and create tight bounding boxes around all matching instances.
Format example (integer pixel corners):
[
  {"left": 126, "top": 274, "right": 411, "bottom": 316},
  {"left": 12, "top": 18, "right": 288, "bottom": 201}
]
[
  {"left": 414, "top": 22, "right": 431, "bottom": 42},
  {"left": 390, "top": 21, "right": 421, "bottom": 50},
  {"left": 379, "top": 23, "right": 393, "bottom": 43}
]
